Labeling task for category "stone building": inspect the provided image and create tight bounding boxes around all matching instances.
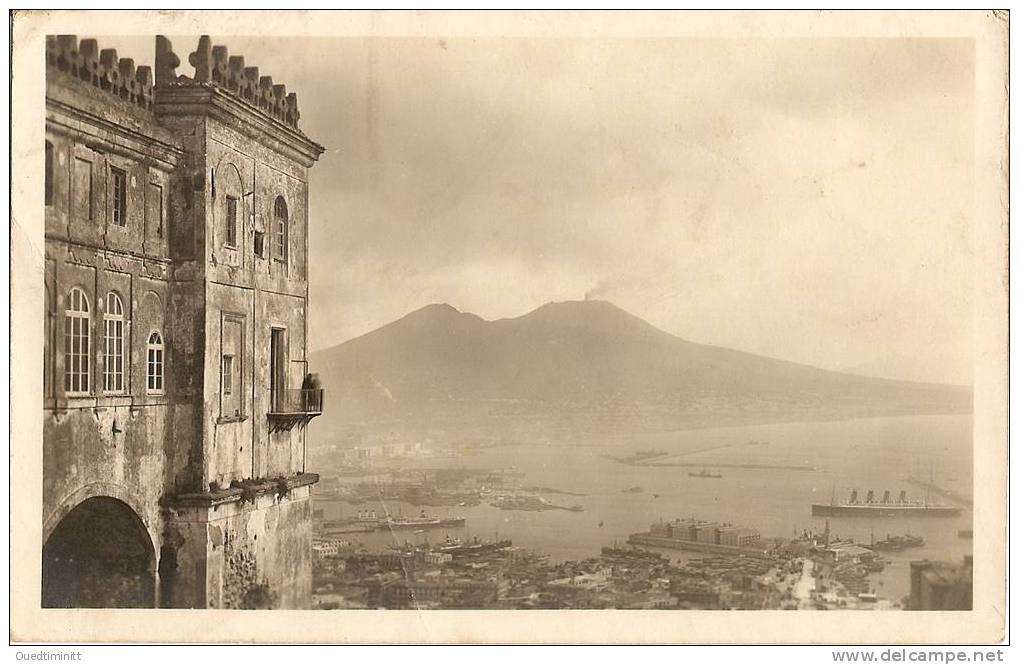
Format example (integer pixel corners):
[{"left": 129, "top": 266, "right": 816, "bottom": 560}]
[{"left": 42, "top": 34, "right": 325, "bottom": 608}]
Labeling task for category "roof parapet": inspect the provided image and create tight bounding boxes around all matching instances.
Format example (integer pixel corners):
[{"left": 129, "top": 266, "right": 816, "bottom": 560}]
[
  {"left": 46, "top": 35, "right": 154, "bottom": 111},
  {"left": 154, "top": 35, "right": 180, "bottom": 89},
  {"left": 156, "top": 34, "right": 301, "bottom": 131}
]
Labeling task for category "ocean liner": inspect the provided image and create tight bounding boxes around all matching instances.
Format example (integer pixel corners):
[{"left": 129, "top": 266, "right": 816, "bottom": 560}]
[{"left": 812, "top": 489, "right": 961, "bottom": 518}]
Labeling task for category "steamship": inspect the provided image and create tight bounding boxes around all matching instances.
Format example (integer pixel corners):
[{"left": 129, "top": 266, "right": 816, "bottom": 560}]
[
  {"left": 812, "top": 489, "right": 961, "bottom": 517},
  {"left": 384, "top": 511, "right": 467, "bottom": 530}
]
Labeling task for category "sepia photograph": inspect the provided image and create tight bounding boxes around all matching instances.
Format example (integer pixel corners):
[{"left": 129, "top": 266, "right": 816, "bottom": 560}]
[{"left": 9, "top": 9, "right": 1009, "bottom": 646}]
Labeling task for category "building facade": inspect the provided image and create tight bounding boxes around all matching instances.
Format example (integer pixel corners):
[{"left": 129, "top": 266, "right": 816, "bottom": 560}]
[{"left": 42, "top": 34, "right": 325, "bottom": 608}]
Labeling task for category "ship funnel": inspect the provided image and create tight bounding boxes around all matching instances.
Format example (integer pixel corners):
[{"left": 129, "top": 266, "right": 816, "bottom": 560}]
[
  {"left": 866, "top": 490, "right": 874, "bottom": 503},
  {"left": 900, "top": 490, "right": 907, "bottom": 503},
  {"left": 849, "top": 489, "right": 858, "bottom": 504},
  {"left": 883, "top": 490, "right": 891, "bottom": 503}
]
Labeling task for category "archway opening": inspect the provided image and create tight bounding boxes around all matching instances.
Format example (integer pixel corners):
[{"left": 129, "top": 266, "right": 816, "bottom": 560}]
[{"left": 42, "top": 496, "right": 155, "bottom": 608}]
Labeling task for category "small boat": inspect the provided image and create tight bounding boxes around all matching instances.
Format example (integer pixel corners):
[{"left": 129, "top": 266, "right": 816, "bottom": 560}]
[
  {"left": 652, "top": 493, "right": 661, "bottom": 499},
  {"left": 689, "top": 470, "right": 722, "bottom": 479},
  {"left": 598, "top": 521, "right": 604, "bottom": 528},
  {"left": 623, "top": 486, "right": 644, "bottom": 494},
  {"left": 870, "top": 533, "right": 925, "bottom": 551}
]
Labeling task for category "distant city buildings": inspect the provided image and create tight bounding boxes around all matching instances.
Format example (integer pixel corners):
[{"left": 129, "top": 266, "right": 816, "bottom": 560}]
[
  {"left": 341, "top": 441, "right": 427, "bottom": 462},
  {"left": 908, "top": 557, "right": 973, "bottom": 610},
  {"left": 649, "top": 518, "right": 762, "bottom": 548}
]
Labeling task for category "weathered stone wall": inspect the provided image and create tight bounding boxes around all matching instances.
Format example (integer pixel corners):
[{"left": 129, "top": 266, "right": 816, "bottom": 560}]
[
  {"left": 45, "top": 79, "right": 174, "bottom": 260},
  {"left": 157, "top": 514, "right": 209, "bottom": 608},
  {"left": 199, "top": 114, "right": 311, "bottom": 485},
  {"left": 166, "top": 485, "right": 314, "bottom": 609},
  {"left": 258, "top": 290, "right": 308, "bottom": 478},
  {"left": 206, "top": 280, "right": 255, "bottom": 486},
  {"left": 42, "top": 405, "right": 166, "bottom": 550},
  {"left": 43, "top": 65, "right": 182, "bottom": 564},
  {"left": 159, "top": 114, "right": 210, "bottom": 493}
]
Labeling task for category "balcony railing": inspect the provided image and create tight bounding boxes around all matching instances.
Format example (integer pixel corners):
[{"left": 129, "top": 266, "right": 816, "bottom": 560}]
[{"left": 268, "top": 388, "right": 324, "bottom": 432}]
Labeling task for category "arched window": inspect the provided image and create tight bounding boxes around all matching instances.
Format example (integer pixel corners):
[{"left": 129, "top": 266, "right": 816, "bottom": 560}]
[
  {"left": 63, "top": 287, "right": 90, "bottom": 394},
  {"left": 103, "top": 292, "right": 126, "bottom": 393},
  {"left": 146, "top": 331, "right": 164, "bottom": 394},
  {"left": 273, "top": 196, "right": 288, "bottom": 264},
  {"left": 45, "top": 141, "right": 54, "bottom": 206}
]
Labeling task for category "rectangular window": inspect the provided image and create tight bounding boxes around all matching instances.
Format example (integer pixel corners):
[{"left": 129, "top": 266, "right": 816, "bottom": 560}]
[
  {"left": 64, "top": 312, "right": 90, "bottom": 394},
  {"left": 270, "top": 328, "right": 286, "bottom": 412},
  {"left": 72, "top": 157, "right": 92, "bottom": 221},
  {"left": 273, "top": 217, "right": 287, "bottom": 263},
  {"left": 222, "top": 355, "right": 234, "bottom": 395},
  {"left": 148, "top": 183, "right": 164, "bottom": 238},
  {"left": 45, "top": 141, "right": 54, "bottom": 206},
  {"left": 254, "top": 231, "right": 265, "bottom": 258},
  {"left": 103, "top": 317, "right": 125, "bottom": 392},
  {"left": 221, "top": 314, "right": 244, "bottom": 418},
  {"left": 111, "top": 167, "right": 127, "bottom": 226},
  {"left": 272, "top": 198, "right": 288, "bottom": 265},
  {"left": 147, "top": 353, "right": 161, "bottom": 392},
  {"left": 44, "top": 300, "right": 51, "bottom": 398},
  {"left": 225, "top": 196, "right": 238, "bottom": 247}
]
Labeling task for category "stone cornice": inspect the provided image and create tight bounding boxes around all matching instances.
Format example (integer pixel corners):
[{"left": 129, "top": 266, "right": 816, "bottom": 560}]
[
  {"left": 154, "top": 84, "right": 325, "bottom": 168},
  {"left": 46, "top": 95, "right": 184, "bottom": 171},
  {"left": 167, "top": 472, "right": 320, "bottom": 509},
  {"left": 44, "top": 236, "right": 175, "bottom": 267}
]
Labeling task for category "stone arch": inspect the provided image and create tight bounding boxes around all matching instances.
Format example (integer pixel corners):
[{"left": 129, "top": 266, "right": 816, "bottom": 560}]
[
  {"left": 217, "top": 161, "right": 245, "bottom": 193},
  {"left": 43, "top": 481, "right": 155, "bottom": 547},
  {"left": 216, "top": 162, "right": 245, "bottom": 249},
  {"left": 139, "top": 288, "right": 164, "bottom": 314},
  {"left": 138, "top": 290, "right": 165, "bottom": 338},
  {"left": 138, "top": 290, "right": 165, "bottom": 336},
  {"left": 42, "top": 492, "right": 156, "bottom": 608}
]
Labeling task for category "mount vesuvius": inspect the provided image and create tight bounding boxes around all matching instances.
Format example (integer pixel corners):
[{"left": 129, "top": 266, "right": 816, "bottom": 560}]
[{"left": 308, "top": 300, "right": 971, "bottom": 434}]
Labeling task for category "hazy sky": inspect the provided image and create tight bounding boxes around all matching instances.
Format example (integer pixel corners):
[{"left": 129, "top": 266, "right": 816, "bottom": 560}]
[{"left": 106, "top": 36, "right": 974, "bottom": 384}]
